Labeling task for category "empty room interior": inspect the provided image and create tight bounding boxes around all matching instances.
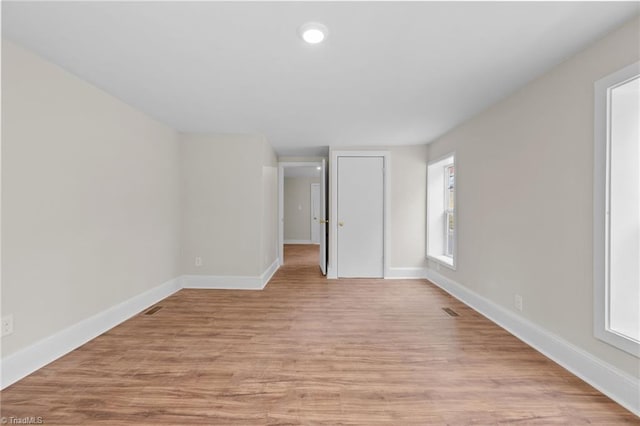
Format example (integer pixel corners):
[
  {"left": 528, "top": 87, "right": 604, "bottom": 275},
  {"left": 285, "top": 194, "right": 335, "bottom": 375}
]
[{"left": 1, "top": 1, "right": 640, "bottom": 424}]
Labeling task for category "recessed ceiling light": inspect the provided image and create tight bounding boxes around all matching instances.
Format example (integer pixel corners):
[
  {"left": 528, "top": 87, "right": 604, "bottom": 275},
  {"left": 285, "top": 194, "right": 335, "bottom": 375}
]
[
  {"left": 316, "top": 166, "right": 322, "bottom": 170},
  {"left": 299, "top": 23, "right": 328, "bottom": 44}
]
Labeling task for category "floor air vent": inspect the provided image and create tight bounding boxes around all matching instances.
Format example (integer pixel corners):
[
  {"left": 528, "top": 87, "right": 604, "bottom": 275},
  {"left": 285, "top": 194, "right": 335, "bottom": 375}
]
[
  {"left": 442, "top": 307, "right": 459, "bottom": 317},
  {"left": 144, "top": 306, "right": 163, "bottom": 315}
]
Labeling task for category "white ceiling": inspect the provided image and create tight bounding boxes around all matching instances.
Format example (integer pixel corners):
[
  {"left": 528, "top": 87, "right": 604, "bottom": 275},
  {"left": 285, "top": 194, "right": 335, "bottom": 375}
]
[{"left": 3, "top": 2, "right": 638, "bottom": 156}]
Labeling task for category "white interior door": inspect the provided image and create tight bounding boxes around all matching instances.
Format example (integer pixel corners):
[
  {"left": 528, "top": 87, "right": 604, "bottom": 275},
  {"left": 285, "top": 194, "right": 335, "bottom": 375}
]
[
  {"left": 310, "top": 183, "right": 320, "bottom": 244},
  {"left": 337, "top": 156, "right": 384, "bottom": 277},
  {"left": 319, "top": 159, "right": 327, "bottom": 275}
]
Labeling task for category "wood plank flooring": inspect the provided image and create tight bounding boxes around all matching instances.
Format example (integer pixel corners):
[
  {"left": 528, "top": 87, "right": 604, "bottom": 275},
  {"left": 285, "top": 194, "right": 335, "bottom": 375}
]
[{"left": 1, "top": 244, "right": 637, "bottom": 424}]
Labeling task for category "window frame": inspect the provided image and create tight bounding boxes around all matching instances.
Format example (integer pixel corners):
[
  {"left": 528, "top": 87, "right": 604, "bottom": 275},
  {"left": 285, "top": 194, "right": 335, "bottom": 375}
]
[
  {"left": 427, "top": 153, "right": 456, "bottom": 270},
  {"left": 444, "top": 164, "right": 455, "bottom": 258},
  {"left": 593, "top": 60, "right": 640, "bottom": 358}
]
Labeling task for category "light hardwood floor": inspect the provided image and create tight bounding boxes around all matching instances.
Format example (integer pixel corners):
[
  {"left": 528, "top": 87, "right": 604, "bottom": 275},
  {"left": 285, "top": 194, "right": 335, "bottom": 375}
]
[{"left": 1, "top": 245, "right": 637, "bottom": 424}]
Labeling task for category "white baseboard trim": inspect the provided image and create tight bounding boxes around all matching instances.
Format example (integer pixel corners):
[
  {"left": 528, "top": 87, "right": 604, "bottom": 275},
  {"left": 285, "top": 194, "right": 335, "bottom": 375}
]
[
  {"left": 424, "top": 268, "right": 640, "bottom": 417},
  {"left": 385, "top": 267, "right": 427, "bottom": 279},
  {"left": 0, "top": 277, "right": 181, "bottom": 390},
  {"left": 181, "top": 275, "right": 263, "bottom": 290},
  {"left": 325, "top": 267, "right": 426, "bottom": 279},
  {"left": 326, "top": 264, "right": 337, "bottom": 279},
  {"left": 1, "top": 260, "right": 284, "bottom": 390},
  {"left": 182, "top": 259, "right": 280, "bottom": 290},
  {"left": 260, "top": 258, "right": 280, "bottom": 288},
  {"left": 284, "top": 239, "right": 314, "bottom": 244}
]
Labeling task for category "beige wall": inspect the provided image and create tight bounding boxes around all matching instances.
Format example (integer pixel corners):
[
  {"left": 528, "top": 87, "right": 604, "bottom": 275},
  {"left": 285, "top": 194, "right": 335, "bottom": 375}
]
[
  {"left": 180, "top": 133, "right": 277, "bottom": 276},
  {"left": 1, "top": 40, "right": 181, "bottom": 357},
  {"left": 278, "top": 156, "right": 327, "bottom": 163},
  {"left": 388, "top": 145, "right": 429, "bottom": 269},
  {"left": 260, "top": 141, "right": 279, "bottom": 272},
  {"left": 328, "top": 145, "right": 428, "bottom": 271},
  {"left": 284, "top": 177, "right": 320, "bottom": 242},
  {"left": 1, "top": 40, "right": 280, "bottom": 362},
  {"left": 427, "top": 17, "right": 640, "bottom": 378}
]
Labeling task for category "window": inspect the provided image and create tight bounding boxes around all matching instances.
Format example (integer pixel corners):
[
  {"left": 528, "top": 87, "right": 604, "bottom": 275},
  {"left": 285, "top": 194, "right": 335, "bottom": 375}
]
[
  {"left": 594, "top": 61, "right": 640, "bottom": 357},
  {"left": 445, "top": 164, "right": 455, "bottom": 258},
  {"left": 427, "top": 154, "right": 456, "bottom": 269}
]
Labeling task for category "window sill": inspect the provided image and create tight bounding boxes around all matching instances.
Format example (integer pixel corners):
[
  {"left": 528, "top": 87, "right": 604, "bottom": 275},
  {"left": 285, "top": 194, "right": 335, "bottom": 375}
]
[
  {"left": 428, "top": 255, "right": 456, "bottom": 271},
  {"left": 595, "top": 327, "right": 640, "bottom": 358}
]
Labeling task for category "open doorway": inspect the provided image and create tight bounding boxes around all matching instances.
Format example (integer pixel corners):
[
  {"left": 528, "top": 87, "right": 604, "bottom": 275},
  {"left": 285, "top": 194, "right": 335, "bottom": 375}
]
[{"left": 278, "top": 161, "right": 327, "bottom": 273}]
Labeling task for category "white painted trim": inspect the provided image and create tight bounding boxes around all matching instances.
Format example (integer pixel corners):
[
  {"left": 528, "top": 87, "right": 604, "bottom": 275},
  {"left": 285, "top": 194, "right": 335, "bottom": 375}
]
[
  {"left": 182, "top": 259, "right": 280, "bottom": 291},
  {"left": 181, "top": 275, "right": 262, "bottom": 290},
  {"left": 383, "top": 156, "right": 392, "bottom": 279},
  {"left": 0, "top": 277, "right": 181, "bottom": 390},
  {"left": 426, "top": 152, "right": 457, "bottom": 270},
  {"left": 424, "top": 268, "right": 640, "bottom": 416},
  {"left": 284, "top": 239, "right": 314, "bottom": 245},
  {"left": 329, "top": 150, "right": 390, "bottom": 279},
  {"left": 319, "top": 158, "right": 328, "bottom": 276},
  {"left": 385, "top": 267, "right": 427, "bottom": 279},
  {"left": 310, "top": 182, "right": 320, "bottom": 244},
  {"left": 593, "top": 61, "right": 640, "bottom": 358},
  {"left": 0, "top": 259, "right": 282, "bottom": 390},
  {"left": 260, "top": 258, "right": 280, "bottom": 288}
]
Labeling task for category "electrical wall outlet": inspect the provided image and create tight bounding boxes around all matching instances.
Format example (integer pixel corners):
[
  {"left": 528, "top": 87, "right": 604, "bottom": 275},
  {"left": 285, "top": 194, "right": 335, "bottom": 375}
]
[
  {"left": 514, "top": 294, "right": 523, "bottom": 312},
  {"left": 2, "top": 314, "right": 14, "bottom": 337},
  {"left": 195, "top": 256, "right": 203, "bottom": 267}
]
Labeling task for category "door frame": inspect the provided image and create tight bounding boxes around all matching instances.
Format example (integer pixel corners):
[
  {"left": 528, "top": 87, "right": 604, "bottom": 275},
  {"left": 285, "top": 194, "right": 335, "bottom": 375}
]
[
  {"left": 310, "top": 183, "right": 321, "bottom": 244},
  {"left": 278, "top": 161, "right": 324, "bottom": 266},
  {"left": 328, "top": 150, "right": 390, "bottom": 279}
]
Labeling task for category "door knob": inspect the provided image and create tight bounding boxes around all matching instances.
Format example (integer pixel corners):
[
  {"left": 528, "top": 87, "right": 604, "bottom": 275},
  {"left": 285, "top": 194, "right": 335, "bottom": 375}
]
[
  {"left": 319, "top": 219, "right": 328, "bottom": 224},
  {"left": 338, "top": 222, "right": 344, "bottom": 227}
]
